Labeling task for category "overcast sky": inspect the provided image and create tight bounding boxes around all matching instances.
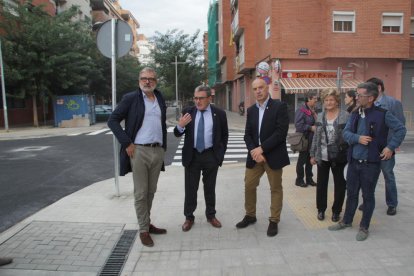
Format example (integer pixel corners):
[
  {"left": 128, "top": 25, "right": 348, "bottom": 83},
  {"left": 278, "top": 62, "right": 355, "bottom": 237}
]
[{"left": 120, "top": 0, "right": 210, "bottom": 39}]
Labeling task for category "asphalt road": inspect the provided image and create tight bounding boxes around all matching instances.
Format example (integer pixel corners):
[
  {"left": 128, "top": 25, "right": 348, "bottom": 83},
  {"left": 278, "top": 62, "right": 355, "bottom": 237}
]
[{"left": 0, "top": 132, "right": 180, "bottom": 233}]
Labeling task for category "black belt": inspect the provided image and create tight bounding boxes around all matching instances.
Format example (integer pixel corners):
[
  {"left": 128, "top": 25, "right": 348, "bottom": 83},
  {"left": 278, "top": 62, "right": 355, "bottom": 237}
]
[
  {"left": 194, "top": 147, "right": 213, "bottom": 154},
  {"left": 136, "top": 143, "right": 161, "bottom": 147},
  {"left": 352, "top": 159, "right": 370, "bottom": 164}
]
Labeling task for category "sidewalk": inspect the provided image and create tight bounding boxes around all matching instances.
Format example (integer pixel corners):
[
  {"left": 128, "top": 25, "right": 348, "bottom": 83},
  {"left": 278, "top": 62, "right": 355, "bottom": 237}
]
[{"left": 1, "top": 111, "right": 414, "bottom": 275}]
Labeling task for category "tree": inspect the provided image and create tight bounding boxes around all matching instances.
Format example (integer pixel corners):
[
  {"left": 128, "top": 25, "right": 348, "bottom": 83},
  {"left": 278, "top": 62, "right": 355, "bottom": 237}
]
[
  {"left": 89, "top": 53, "right": 142, "bottom": 104},
  {"left": 0, "top": 1, "right": 101, "bottom": 126},
  {"left": 149, "top": 29, "right": 205, "bottom": 105}
]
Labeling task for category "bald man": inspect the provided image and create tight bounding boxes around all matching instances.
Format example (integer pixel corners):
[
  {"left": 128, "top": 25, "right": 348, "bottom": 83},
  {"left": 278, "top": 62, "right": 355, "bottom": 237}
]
[{"left": 236, "top": 78, "right": 290, "bottom": 237}]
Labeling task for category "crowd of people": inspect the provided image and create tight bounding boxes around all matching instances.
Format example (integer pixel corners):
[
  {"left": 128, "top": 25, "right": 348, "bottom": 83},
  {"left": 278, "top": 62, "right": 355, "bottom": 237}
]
[
  {"left": 295, "top": 78, "right": 406, "bottom": 241},
  {"left": 105, "top": 68, "right": 405, "bottom": 246},
  {"left": 2, "top": 69, "right": 406, "bottom": 267}
]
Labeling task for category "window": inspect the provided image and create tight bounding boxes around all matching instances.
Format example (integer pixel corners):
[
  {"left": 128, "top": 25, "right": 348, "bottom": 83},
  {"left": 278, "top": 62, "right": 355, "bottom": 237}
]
[
  {"left": 333, "top": 11, "right": 355, "bottom": 32},
  {"left": 382, "top": 13, "right": 403, "bottom": 34},
  {"left": 265, "top": 17, "right": 270, "bottom": 39},
  {"left": 410, "top": 17, "right": 414, "bottom": 36}
]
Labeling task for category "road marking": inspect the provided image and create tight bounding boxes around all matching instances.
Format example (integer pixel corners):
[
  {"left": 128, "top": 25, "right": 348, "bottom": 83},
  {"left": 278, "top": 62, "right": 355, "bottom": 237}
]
[
  {"left": 11, "top": 146, "right": 51, "bottom": 152},
  {"left": 87, "top": 128, "right": 110, "bottom": 135}
]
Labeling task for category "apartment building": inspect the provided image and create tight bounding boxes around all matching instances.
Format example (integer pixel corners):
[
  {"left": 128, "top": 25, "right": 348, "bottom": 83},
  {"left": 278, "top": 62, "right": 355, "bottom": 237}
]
[
  {"left": 91, "top": 0, "right": 140, "bottom": 57},
  {"left": 137, "top": 34, "right": 154, "bottom": 64},
  {"left": 210, "top": 0, "right": 413, "bottom": 125}
]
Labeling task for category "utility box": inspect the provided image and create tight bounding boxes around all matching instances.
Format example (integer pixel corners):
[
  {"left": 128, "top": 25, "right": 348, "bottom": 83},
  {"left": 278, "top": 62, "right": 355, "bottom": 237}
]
[{"left": 53, "top": 95, "right": 95, "bottom": 127}]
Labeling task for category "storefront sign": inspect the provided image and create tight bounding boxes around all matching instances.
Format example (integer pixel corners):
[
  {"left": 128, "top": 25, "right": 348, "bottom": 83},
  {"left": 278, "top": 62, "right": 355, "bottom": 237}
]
[{"left": 281, "top": 71, "right": 354, "bottom": 79}]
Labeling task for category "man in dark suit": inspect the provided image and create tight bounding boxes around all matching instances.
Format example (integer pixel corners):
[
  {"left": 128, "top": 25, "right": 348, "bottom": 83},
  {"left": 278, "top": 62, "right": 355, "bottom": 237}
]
[
  {"left": 108, "top": 67, "right": 167, "bottom": 247},
  {"left": 174, "top": 85, "right": 229, "bottom": 232},
  {"left": 236, "top": 78, "right": 290, "bottom": 237}
]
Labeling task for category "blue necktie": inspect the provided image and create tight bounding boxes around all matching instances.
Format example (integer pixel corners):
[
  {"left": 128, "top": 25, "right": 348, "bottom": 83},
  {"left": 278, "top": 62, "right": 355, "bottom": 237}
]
[{"left": 196, "top": 110, "right": 205, "bottom": 152}]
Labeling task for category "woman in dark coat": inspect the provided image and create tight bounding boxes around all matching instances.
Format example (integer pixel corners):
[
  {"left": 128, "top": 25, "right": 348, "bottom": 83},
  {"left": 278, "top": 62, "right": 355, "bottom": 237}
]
[{"left": 294, "top": 91, "right": 318, "bottom": 187}]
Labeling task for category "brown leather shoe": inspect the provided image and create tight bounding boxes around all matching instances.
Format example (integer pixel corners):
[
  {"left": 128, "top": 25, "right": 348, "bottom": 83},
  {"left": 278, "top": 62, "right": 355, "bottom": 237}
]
[
  {"left": 139, "top": 232, "right": 154, "bottom": 247},
  {"left": 182, "top": 219, "right": 194, "bottom": 232},
  {"left": 207, "top": 217, "right": 222, "bottom": 228},
  {"left": 149, "top": 224, "right": 167, "bottom": 234}
]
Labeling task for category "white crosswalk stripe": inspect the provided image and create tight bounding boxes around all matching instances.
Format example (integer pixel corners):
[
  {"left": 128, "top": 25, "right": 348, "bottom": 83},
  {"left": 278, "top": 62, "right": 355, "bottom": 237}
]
[
  {"left": 171, "top": 132, "right": 298, "bottom": 166},
  {"left": 86, "top": 128, "right": 110, "bottom": 135}
]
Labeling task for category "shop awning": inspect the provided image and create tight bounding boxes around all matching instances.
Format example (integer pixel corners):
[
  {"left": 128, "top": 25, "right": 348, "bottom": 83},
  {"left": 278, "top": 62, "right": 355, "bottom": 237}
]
[{"left": 280, "top": 78, "right": 362, "bottom": 94}]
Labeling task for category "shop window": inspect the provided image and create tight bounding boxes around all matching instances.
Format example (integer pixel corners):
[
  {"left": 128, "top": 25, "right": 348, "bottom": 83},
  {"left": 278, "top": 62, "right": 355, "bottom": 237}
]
[
  {"left": 333, "top": 11, "right": 355, "bottom": 33},
  {"left": 382, "top": 13, "right": 403, "bottom": 34},
  {"left": 265, "top": 17, "right": 270, "bottom": 39}
]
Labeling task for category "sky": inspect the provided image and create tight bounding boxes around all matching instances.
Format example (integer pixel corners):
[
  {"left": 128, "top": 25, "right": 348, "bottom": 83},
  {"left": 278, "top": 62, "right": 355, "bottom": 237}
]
[{"left": 120, "top": 0, "right": 210, "bottom": 39}]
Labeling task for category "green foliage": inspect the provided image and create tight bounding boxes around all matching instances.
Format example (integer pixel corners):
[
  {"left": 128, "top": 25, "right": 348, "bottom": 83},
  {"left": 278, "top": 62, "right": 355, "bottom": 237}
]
[
  {"left": 0, "top": 1, "right": 101, "bottom": 100},
  {"left": 149, "top": 29, "right": 205, "bottom": 102}
]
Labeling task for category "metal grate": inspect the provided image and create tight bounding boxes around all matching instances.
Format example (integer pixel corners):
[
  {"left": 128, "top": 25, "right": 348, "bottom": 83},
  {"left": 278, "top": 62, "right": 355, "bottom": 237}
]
[{"left": 98, "top": 229, "right": 138, "bottom": 276}]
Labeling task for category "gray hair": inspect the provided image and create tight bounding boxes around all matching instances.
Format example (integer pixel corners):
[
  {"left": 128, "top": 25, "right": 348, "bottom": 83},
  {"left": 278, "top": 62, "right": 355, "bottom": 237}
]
[
  {"left": 195, "top": 85, "right": 212, "bottom": 97},
  {"left": 357, "top": 82, "right": 379, "bottom": 100},
  {"left": 139, "top": 67, "right": 157, "bottom": 79}
]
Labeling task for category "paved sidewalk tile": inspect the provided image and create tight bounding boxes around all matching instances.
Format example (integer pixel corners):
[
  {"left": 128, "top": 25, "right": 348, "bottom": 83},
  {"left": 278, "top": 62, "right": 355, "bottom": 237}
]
[{"left": 0, "top": 221, "right": 124, "bottom": 274}]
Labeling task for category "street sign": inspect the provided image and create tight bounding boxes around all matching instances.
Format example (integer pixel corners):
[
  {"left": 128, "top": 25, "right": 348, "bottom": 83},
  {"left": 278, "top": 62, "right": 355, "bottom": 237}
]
[{"left": 96, "top": 20, "right": 133, "bottom": 58}]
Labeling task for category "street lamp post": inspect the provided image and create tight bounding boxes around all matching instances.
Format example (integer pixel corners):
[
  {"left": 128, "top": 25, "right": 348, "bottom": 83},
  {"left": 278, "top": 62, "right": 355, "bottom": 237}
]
[{"left": 171, "top": 55, "right": 190, "bottom": 120}]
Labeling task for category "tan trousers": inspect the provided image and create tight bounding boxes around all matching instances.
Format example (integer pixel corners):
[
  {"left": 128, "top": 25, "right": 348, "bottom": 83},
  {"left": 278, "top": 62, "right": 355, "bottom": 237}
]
[
  {"left": 130, "top": 145, "right": 165, "bottom": 233},
  {"left": 244, "top": 163, "right": 283, "bottom": 223}
]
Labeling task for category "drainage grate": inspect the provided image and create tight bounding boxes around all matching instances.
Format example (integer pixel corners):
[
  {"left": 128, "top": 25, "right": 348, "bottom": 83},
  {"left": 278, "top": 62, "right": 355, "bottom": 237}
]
[{"left": 99, "top": 229, "right": 138, "bottom": 276}]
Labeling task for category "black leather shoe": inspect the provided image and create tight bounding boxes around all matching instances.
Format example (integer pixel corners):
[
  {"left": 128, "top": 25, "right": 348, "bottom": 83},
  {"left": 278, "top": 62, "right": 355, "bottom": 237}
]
[
  {"left": 267, "top": 221, "right": 278, "bottom": 237},
  {"left": 0, "top": 257, "right": 13, "bottom": 266},
  {"left": 236, "top": 215, "right": 257, "bottom": 228},
  {"left": 317, "top": 211, "right": 325, "bottom": 221},
  {"left": 331, "top": 213, "right": 340, "bottom": 222},
  {"left": 387, "top": 206, "right": 397, "bottom": 216},
  {"left": 358, "top": 204, "right": 363, "bottom": 211},
  {"left": 295, "top": 179, "right": 307, "bottom": 188},
  {"left": 306, "top": 179, "right": 317, "bottom": 186}
]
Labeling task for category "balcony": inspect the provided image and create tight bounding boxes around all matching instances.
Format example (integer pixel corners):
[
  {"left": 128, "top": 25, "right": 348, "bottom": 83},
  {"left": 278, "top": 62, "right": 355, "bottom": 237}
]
[
  {"left": 231, "top": 9, "right": 243, "bottom": 40},
  {"left": 90, "top": 0, "right": 106, "bottom": 11}
]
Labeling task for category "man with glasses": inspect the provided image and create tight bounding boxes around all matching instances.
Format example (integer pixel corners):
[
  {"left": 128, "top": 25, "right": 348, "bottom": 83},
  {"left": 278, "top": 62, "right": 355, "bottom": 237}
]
[
  {"left": 358, "top": 77, "right": 405, "bottom": 216},
  {"left": 328, "top": 82, "right": 406, "bottom": 241},
  {"left": 174, "top": 85, "right": 228, "bottom": 232},
  {"left": 108, "top": 67, "right": 167, "bottom": 247}
]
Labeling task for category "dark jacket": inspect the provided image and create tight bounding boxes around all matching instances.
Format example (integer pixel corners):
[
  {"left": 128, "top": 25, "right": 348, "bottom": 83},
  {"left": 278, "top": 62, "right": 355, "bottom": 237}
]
[
  {"left": 244, "top": 98, "right": 290, "bottom": 170},
  {"left": 173, "top": 105, "right": 229, "bottom": 167},
  {"left": 344, "top": 106, "right": 405, "bottom": 163},
  {"left": 107, "top": 89, "right": 167, "bottom": 176},
  {"left": 295, "top": 103, "right": 316, "bottom": 146}
]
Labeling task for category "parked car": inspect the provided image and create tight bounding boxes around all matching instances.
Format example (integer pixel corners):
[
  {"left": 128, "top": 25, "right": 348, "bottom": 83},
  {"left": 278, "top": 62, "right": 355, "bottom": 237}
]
[{"left": 95, "top": 105, "right": 112, "bottom": 121}]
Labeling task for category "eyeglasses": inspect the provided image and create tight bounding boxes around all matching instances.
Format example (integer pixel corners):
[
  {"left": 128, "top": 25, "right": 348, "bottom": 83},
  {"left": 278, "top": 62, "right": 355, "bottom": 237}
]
[
  {"left": 140, "top": 77, "right": 157, "bottom": 83},
  {"left": 356, "top": 93, "right": 370, "bottom": 97},
  {"left": 193, "top": 96, "right": 208, "bottom": 101}
]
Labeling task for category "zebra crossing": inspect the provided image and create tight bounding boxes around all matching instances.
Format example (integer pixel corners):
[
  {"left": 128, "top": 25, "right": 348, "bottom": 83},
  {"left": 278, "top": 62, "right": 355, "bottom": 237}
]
[
  {"left": 67, "top": 127, "right": 176, "bottom": 136},
  {"left": 70, "top": 128, "right": 299, "bottom": 165},
  {"left": 170, "top": 132, "right": 299, "bottom": 166}
]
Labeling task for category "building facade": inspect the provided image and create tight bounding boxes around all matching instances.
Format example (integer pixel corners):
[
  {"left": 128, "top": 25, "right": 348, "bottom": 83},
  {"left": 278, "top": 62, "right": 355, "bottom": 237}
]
[
  {"left": 210, "top": 0, "right": 413, "bottom": 126},
  {"left": 137, "top": 34, "right": 154, "bottom": 64}
]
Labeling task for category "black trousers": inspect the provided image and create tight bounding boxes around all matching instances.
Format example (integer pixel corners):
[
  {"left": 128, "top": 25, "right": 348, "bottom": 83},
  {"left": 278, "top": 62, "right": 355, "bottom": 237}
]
[
  {"left": 316, "top": 160, "right": 347, "bottom": 214},
  {"left": 184, "top": 149, "right": 219, "bottom": 221},
  {"left": 296, "top": 150, "right": 313, "bottom": 182}
]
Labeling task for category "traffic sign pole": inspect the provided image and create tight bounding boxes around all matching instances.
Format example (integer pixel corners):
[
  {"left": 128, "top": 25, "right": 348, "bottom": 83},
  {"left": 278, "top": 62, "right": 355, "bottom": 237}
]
[
  {"left": 96, "top": 19, "right": 133, "bottom": 197},
  {"left": 111, "top": 19, "right": 120, "bottom": 197}
]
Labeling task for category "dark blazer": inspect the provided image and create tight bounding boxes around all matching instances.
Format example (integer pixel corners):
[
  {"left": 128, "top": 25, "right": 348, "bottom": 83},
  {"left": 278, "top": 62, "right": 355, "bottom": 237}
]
[
  {"left": 174, "top": 105, "right": 229, "bottom": 168},
  {"left": 244, "top": 98, "right": 290, "bottom": 170},
  {"left": 107, "top": 89, "right": 167, "bottom": 176}
]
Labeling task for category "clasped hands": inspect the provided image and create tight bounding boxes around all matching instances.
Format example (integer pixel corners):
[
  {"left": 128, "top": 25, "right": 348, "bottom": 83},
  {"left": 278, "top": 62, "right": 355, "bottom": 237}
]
[{"left": 250, "top": 146, "right": 266, "bottom": 163}]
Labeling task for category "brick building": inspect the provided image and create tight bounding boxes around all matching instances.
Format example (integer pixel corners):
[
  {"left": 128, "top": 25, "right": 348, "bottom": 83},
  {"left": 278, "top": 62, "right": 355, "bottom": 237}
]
[{"left": 210, "top": 0, "right": 414, "bottom": 125}]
